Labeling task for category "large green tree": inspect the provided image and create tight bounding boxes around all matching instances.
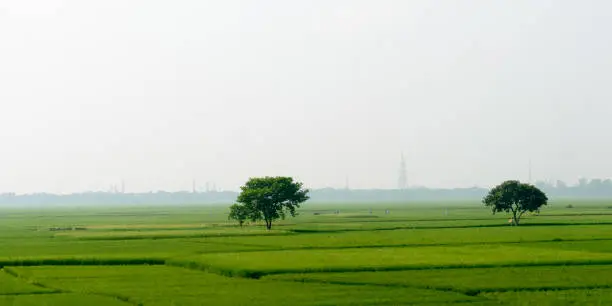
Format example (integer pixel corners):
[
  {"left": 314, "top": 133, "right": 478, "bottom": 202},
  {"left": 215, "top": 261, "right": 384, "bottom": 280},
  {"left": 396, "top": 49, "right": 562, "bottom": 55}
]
[
  {"left": 483, "top": 180, "right": 548, "bottom": 226},
  {"left": 233, "top": 176, "right": 309, "bottom": 230}
]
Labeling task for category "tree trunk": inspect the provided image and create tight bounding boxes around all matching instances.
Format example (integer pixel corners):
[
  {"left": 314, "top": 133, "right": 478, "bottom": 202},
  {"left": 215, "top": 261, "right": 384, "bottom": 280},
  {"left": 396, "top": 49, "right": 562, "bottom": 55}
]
[
  {"left": 516, "top": 211, "right": 526, "bottom": 226},
  {"left": 265, "top": 219, "right": 272, "bottom": 230},
  {"left": 514, "top": 214, "right": 520, "bottom": 226}
]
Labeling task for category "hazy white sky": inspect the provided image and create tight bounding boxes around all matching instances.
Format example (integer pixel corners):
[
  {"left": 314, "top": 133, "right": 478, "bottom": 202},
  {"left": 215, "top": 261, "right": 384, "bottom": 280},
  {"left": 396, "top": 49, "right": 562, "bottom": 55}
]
[{"left": 1, "top": 0, "right": 611, "bottom": 193}]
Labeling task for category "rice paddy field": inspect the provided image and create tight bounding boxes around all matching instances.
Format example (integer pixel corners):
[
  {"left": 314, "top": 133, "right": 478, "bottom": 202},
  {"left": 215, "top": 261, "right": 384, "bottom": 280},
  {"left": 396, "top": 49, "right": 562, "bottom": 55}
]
[{"left": 2, "top": 199, "right": 612, "bottom": 305}]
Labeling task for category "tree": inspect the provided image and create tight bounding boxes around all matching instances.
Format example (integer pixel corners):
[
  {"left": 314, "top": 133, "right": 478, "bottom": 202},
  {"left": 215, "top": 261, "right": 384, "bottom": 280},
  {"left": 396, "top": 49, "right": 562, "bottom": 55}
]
[
  {"left": 483, "top": 180, "right": 548, "bottom": 226},
  {"left": 228, "top": 203, "right": 249, "bottom": 228},
  {"left": 234, "top": 176, "right": 309, "bottom": 230}
]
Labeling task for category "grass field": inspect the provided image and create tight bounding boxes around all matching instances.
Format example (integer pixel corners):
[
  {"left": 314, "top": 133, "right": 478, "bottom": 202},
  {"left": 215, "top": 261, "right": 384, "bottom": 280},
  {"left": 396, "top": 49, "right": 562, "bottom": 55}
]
[{"left": 2, "top": 200, "right": 612, "bottom": 305}]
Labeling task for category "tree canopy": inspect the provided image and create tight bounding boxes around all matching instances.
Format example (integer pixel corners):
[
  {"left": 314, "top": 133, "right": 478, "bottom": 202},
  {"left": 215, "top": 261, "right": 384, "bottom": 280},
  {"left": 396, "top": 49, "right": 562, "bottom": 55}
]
[
  {"left": 483, "top": 180, "right": 548, "bottom": 226},
  {"left": 228, "top": 203, "right": 249, "bottom": 228},
  {"left": 232, "top": 176, "right": 309, "bottom": 230}
]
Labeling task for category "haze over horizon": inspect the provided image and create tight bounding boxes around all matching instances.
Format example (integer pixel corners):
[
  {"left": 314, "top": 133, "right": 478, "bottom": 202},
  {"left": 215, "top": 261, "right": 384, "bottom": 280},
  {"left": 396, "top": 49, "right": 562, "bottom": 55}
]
[{"left": 1, "top": 1, "right": 611, "bottom": 194}]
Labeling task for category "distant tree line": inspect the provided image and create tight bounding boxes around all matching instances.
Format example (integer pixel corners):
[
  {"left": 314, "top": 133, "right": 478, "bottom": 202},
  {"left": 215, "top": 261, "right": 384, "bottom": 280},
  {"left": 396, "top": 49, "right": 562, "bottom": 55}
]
[
  {"left": 533, "top": 178, "right": 612, "bottom": 198},
  {"left": 0, "top": 188, "right": 484, "bottom": 206},
  {"left": 0, "top": 178, "right": 611, "bottom": 207}
]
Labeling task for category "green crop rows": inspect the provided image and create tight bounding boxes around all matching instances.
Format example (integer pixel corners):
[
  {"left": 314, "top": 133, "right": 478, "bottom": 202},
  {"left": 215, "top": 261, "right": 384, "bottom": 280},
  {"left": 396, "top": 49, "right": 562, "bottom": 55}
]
[{"left": 2, "top": 200, "right": 612, "bottom": 305}]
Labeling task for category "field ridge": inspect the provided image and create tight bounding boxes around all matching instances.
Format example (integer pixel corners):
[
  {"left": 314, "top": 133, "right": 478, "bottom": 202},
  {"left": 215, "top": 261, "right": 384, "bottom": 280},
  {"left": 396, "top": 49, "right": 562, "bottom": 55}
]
[
  {"left": 0, "top": 258, "right": 165, "bottom": 269},
  {"left": 168, "top": 259, "right": 612, "bottom": 279},
  {"left": 198, "top": 237, "right": 612, "bottom": 253},
  {"left": 2, "top": 267, "right": 64, "bottom": 295},
  {"left": 271, "top": 276, "right": 612, "bottom": 297},
  {"left": 2, "top": 267, "right": 141, "bottom": 306}
]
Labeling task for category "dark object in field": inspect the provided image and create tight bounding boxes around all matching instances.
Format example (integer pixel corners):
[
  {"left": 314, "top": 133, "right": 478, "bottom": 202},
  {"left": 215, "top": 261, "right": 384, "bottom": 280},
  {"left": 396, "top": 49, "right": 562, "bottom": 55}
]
[
  {"left": 48, "top": 227, "right": 87, "bottom": 231},
  {"left": 342, "top": 215, "right": 379, "bottom": 218},
  {"left": 566, "top": 204, "right": 574, "bottom": 209},
  {"left": 313, "top": 212, "right": 321, "bottom": 215}
]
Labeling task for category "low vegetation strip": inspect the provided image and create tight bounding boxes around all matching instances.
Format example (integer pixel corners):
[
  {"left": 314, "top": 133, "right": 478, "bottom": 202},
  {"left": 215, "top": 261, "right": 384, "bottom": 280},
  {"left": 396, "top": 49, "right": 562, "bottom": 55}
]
[
  {"left": 85, "top": 223, "right": 222, "bottom": 230},
  {"left": 204, "top": 225, "right": 612, "bottom": 251},
  {"left": 64, "top": 229, "right": 295, "bottom": 241},
  {"left": 265, "top": 265, "right": 612, "bottom": 294},
  {"left": 4, "top": 267, "right": 144, "bottom": 306},
  {"left": 55, "top": 220, "right": 612, "bottom": 241},
  {"left": 170, "top": 258, "right": 612, "bottom": 279},
  {"left": 266, "top": 276, "right": 612, "bottom": 298},
  {"left": 0, "top": 269, "right": 56, "bottom": 295},
  {"left": 288, "top": 220, "right": 612, "bottom": 233},
  {"left": 168, "top": 245, "right": 612, "bottom": 278},
  {"left": 0, "top": 293, "right": 135, "bottom": 306},
  {"left": 201, "top": 237, "right": 612, "bottom": 254},
  {"left": 481, "top": 288, "right": 612, "bottom": 305},
  {"left": 8, "top": 266, "right": 484, "bottom": 305},
  {"left": 0, "top": 257, "right": 165, "bottom": 268}
]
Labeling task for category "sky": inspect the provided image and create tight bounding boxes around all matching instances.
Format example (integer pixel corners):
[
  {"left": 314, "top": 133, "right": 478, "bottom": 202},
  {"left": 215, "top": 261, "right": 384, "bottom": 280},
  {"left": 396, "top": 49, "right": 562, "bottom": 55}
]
[{"left": 0, "top": 0, "right": 611, "bottom": 193}]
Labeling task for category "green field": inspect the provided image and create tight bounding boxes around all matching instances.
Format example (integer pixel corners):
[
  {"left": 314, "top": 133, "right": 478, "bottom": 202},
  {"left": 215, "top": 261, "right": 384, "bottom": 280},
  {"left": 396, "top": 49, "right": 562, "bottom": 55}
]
[{"left": 2, "top": 200, "right": 612, "bottom": 305}]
